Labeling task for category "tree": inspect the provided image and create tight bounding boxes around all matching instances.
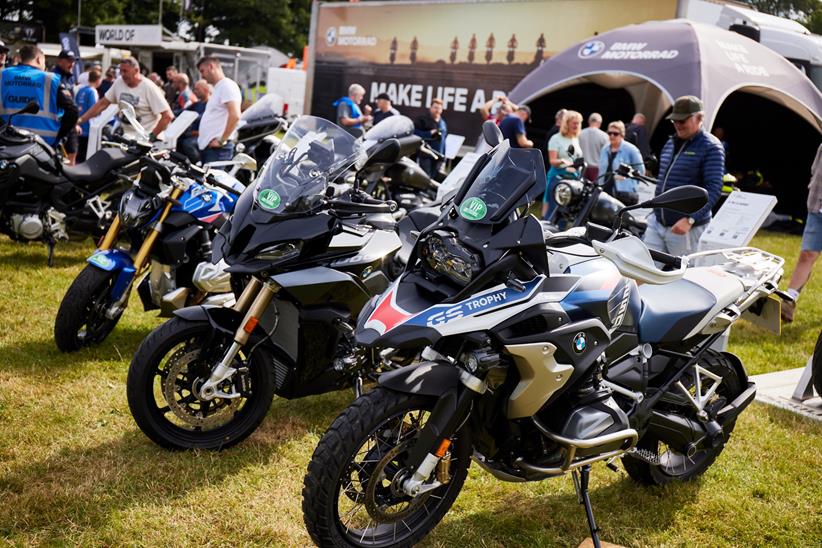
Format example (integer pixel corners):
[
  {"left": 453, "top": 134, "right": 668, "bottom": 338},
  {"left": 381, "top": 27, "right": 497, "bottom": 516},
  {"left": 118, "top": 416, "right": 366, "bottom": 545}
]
[{"left": 742, "top": 0, "right": 822, "bottom": 33}]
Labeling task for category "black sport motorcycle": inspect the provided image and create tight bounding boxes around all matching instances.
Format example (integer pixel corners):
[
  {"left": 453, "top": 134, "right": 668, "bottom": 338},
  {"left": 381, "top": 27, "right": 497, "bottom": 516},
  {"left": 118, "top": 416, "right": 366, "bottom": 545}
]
[
  {"left": 126, "top": 116, "right": 407, "bottom": 450},
  {"left": 301, "top": 122, "right": 788, "bottom": 547},
  {"left": 0, "top": 101, "right": 144, "bottom": 263}
]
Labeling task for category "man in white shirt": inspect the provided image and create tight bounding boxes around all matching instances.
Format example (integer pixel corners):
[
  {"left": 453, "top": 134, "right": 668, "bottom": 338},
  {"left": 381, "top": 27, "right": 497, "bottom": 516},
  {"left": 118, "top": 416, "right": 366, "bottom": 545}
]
[
  {"left": 77, "top": 57, "right": 172, "bottom": 141},
  {"left": 196, "top": 56, "right": 241, "bottom": 167},
  {"left": 578, "top": 112, "right": 609, "bottom": 180}
]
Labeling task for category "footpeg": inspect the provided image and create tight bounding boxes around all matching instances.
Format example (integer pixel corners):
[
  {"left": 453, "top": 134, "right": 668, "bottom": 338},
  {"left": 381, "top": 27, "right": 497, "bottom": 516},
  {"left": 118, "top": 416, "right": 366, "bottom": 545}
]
[{"left": 629, "top": 448, "right": 660, "bottom": 466}]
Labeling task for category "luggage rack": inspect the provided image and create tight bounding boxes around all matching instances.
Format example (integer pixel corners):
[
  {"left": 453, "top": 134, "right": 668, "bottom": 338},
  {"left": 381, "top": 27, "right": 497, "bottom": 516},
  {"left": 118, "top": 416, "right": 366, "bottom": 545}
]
[{"left": 685, "top": 247, "right": 785, "bottom": 311}]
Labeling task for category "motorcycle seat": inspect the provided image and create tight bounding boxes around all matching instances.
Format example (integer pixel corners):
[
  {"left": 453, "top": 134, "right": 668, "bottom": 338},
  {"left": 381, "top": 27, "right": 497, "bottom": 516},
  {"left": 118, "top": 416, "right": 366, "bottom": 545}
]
[
  {"left": 637, "top": 267, "right": 743, "bottom": 343},
  {"left": 62, "top": 148, "right": 137, "bottom": 184}
]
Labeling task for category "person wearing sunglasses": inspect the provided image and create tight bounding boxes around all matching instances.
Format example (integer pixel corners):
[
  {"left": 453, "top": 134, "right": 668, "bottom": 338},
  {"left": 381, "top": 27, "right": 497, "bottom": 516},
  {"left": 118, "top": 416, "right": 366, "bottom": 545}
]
[
  {"left": 642, "top": 95, "right": 724, "bottom": 257},
  {"left": 598, "top": 120, "right": 644, "bottom": 205}
]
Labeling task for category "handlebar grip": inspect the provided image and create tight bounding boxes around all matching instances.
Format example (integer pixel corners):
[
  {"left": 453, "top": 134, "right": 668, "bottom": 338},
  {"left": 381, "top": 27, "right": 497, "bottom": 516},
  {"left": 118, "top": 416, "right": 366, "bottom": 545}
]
[
  {"left": 648, "top": 248, "right": 682, "bottom": 269},
  {"left": 205, "top": 174, "right": 243, "bottom": 196}
]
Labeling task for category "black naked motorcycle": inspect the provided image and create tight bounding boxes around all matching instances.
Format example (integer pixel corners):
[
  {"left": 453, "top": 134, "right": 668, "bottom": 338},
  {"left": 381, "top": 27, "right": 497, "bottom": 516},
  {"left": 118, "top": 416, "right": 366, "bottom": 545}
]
[
  {"left": 126, "top": 116, "right": 408, "bottom": 450},
  {"left": 301, "top": 122, "right": 788, "bottom": 547},
  {"left": 546, "top": 145, "right": 647, "bottom": 235},
  {"left": 360, "top": 116, "right": 440, "bottom": 213},
  {"left": 0, "top": 101, "right": 144, "bottom": 263}
]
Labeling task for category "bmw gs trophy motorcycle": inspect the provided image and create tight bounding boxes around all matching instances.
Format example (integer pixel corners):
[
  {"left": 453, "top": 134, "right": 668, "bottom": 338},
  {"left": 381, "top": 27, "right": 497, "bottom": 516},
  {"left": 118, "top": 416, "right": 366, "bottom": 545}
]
[{"left": 301, "top": 122, "right": 789, "bottom": 548}]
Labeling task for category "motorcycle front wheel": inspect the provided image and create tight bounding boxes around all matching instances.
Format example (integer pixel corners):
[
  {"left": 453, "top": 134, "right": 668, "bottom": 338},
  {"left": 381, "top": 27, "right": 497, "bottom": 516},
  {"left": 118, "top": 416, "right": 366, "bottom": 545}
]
[
  {"left": 126, "top": 317, "right": 276, "bottom": 450},
  {"left": 54, "top": 264, "right": 124, "bottom": 352},
  {"left": 302, "top": 387, "right": 470, "bottom": 548}
]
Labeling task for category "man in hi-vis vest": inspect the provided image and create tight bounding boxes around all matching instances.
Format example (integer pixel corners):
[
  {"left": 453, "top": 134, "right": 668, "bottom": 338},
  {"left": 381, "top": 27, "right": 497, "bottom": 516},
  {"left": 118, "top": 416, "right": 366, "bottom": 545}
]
[{"left": 0, "top": 45, "right": 77, "bottom": 146}]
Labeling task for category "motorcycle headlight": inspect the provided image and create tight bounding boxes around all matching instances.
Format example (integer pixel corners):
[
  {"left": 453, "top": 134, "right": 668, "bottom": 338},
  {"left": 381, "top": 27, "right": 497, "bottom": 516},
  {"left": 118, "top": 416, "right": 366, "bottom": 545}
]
[
  {"left": 118, "top": 188, "right": 161, "bottom": 228},
  {"left": 420, "top": 232, "right": 480, "bottom": 286},
  {"left": 554, "top": 181, "right": 582, "bottom": 207},
  {"left": 254, "top": 241, "right": 302, "bottom": 263}
]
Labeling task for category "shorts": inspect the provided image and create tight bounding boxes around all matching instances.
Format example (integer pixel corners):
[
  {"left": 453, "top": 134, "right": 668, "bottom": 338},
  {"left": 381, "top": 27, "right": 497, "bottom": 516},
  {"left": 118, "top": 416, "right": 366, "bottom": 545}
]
[
  {"left": 801, "top": 211, "right": 822, "bottom": 252},
  {"left": 62, "top": 131, "right": 78, "bottom": 154}
]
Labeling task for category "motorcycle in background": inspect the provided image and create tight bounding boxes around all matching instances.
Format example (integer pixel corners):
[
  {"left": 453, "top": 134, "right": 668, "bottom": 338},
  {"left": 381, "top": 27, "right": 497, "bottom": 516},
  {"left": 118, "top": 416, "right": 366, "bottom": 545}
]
[
  {"left": 0, "top": 101, "right": 145, "bottom": 264},
  {"left": 126, "top": 116, "right": 408, "bottom": 450},
  {"left": 53, "top": 143, "right": 247, "bottom": 351},
  {"left": 301, "top": 121, "right": 790, "bottom": 547},
  {"left": 235, "top": 93, "right": 288, "bottom": 169}
]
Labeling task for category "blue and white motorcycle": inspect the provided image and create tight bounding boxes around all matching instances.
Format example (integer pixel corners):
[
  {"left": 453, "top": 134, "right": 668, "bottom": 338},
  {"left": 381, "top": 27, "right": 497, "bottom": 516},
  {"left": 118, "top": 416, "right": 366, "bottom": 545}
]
[
  {"left": 302, "top": 122, "right": 790, "bottom": 547},
  {"left": 54, "top": 149, "right": 248, "bottom": 352}
]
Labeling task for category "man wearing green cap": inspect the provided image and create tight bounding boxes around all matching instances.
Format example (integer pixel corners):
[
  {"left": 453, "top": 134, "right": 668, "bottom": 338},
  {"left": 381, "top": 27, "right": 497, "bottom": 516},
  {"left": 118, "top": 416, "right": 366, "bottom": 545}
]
[{"left": 643, "top": 95, "right": 724, "bottom": 257}]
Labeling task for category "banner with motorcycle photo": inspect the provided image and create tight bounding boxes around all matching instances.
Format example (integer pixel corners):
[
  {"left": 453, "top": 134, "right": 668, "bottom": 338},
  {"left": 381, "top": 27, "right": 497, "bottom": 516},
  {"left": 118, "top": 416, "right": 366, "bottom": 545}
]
[{"left": 309, "top": 0, "right": 678, "bottom": 145}]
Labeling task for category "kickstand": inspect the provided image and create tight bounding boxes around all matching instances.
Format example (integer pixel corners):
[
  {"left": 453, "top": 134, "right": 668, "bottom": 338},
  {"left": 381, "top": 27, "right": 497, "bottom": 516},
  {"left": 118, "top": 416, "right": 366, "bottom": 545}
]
[
  {"left": 572, "top": 465, "right": 601, "bottom": 548},
  {"left": 47, "top": 240, "right": 55, "bottom": 268}
]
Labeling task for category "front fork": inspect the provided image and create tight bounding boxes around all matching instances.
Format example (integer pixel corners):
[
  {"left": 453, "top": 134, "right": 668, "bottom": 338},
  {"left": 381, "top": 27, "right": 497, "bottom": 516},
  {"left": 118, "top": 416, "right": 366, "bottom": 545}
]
[
  {"left": 197, "top": 277, "right": 278, "bottom": 400},
  {"left": 400, "top": 369, "right": 486, "bottom": 497}
]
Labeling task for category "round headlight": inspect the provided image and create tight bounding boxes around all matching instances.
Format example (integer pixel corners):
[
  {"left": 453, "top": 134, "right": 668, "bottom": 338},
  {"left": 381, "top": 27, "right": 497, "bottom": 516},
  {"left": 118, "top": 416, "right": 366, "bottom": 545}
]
[{"left": 554, "top": 182, "right": 574, "bottom": 206}]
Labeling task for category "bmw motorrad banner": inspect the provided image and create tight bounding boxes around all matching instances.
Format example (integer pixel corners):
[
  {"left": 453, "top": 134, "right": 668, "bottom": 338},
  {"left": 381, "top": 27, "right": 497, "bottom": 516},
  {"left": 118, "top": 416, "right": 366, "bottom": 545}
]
[{"left": 309, "top": 0, "right": 677, "bottom": 143}]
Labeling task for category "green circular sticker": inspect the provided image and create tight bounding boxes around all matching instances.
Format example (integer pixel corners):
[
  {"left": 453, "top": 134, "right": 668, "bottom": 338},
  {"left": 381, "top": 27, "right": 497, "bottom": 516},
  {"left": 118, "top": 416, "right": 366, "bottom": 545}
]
[
  {"left": 258, "top": 189, "right": 282, "bottom": 211},
  {"left": 459, "top": 197, "right": 487, "bottom": 221}
]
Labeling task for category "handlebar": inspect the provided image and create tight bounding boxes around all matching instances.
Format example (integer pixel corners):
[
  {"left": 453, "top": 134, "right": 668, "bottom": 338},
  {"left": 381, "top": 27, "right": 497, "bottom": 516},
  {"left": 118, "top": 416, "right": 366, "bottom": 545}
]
[
  {"left": 328, "top": 196, "right": 398, "bottom": 215},
  {"left": 205, "top": 173, "right": 243, "bottom": 197},
  {"left": 617, "top": 163, "right": 657, "bottom": 186},
  {"left": 648, "top": 248, "right": 682, "bottom": 269}
]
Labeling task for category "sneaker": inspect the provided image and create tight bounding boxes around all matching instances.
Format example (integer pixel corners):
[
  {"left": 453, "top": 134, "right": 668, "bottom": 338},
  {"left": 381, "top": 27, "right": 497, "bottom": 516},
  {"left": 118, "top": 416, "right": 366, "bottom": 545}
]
[{"left": 781, "top": 300, "right": 795, "bottom": 323}]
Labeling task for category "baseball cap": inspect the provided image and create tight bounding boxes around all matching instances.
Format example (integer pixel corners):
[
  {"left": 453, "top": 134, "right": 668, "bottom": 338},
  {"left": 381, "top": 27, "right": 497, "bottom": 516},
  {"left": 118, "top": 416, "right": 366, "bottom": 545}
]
[
  {"left": 375, "top": 93, "right": 391, "bottom": 101},
  {"left": 58, "top": 49, "right": 76, "bottom": 60},
  {"left": 518, "top": 105, "right": 532, "bottom": 122},
  {"left": 667, "top": 95, "right": 703, "bottom": 121},
  {"left": 0, "top": 40, "right": 8, "bottom": 54}
]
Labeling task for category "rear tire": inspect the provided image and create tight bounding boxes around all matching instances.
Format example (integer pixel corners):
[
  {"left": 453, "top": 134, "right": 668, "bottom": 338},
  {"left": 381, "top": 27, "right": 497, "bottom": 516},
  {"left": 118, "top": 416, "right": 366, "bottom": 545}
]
[
  {"left": 622, "top": 350, "right": 743, "bottom": 486},
  {"left": 54, "top": 264, "right": 124, "bottom": 352},
  {"left": 302, "top": 387, "right": 471, "bottom": 547},
  {"left": 127, "top": 317, "right": 276, "bottom": 450}
]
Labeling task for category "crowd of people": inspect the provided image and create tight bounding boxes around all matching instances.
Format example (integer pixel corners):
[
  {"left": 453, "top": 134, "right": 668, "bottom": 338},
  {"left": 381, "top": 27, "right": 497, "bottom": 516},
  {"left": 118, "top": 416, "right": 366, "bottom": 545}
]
[{"left": 0, "top": 41, "right": 242, "bottom": 168}]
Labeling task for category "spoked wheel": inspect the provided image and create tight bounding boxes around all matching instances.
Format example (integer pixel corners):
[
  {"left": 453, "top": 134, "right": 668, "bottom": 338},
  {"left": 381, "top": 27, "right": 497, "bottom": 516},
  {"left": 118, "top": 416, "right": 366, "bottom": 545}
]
[
  {"left": 126, "top": 317, "right": 276, "bottom": 450},
  {"left": 54, "top": 264, "right": 124, "bottom": 351},
  {"left": 303, "top": 387, "right": 471, "bottom": 547},
  {"left": 622, "top": 350, "right": 743, "bottom": 485}
]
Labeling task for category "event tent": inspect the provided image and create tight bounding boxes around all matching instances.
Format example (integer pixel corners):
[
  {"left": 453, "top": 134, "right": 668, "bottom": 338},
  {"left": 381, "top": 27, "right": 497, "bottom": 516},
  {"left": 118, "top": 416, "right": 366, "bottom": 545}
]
[{"left": 508, "top": 19, "right": 822, "bottom": 134}]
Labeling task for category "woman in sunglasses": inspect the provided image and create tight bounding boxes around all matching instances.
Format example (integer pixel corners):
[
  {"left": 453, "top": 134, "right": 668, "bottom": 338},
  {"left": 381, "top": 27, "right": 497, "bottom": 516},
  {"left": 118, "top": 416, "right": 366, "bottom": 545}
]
[{"left": 599, "top": 120, "right": 645, "bottom": 204}]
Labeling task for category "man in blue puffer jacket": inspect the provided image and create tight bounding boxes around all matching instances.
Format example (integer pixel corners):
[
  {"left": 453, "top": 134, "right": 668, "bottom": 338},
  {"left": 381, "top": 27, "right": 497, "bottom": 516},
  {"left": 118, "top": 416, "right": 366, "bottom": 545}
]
[{"left": 643, "top": 96, "right": 724, "bottom": 257}]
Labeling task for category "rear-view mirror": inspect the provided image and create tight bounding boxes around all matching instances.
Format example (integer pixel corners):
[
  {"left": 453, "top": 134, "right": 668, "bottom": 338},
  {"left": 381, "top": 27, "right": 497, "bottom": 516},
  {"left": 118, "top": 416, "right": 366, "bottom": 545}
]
[
  {"left": 482, "top": 120, "right": 502, "bottom": 147},
  {"left": 20, "top": 101, "right": 40, "bottom": 116},
  {"left": 642, "top": 185, "right": 708, "bottom": 214},
  {"left": 363, "top": 138, "right": 401, "bottom": 168}
]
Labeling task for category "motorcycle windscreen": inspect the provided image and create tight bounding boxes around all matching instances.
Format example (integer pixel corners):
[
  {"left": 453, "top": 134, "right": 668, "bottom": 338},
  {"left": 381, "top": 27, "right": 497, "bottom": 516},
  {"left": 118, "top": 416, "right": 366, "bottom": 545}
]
[
  {"left": 363, "top": 115, "right": 414, "bottom": 141},
  {"left": 453, "top": 140, "right": 545, "bottom": 225},
  {"left": 249, "top": 116, "right": 365, "bottom": 218}
]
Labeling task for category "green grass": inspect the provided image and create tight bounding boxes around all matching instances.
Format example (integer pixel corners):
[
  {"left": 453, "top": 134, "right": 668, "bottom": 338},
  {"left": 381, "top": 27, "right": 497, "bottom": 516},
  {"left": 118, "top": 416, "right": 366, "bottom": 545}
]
[{"left": 0, "top": 232, "right": 820, "bottom": 547}]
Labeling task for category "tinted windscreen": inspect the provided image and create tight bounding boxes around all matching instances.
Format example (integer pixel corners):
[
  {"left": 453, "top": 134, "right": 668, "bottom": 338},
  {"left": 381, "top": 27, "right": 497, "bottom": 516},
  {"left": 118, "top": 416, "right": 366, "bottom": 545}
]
[
  {"left": 456, "top": 141, "right": 545, "bottom": 224},
  {"left": 253, "top": 116, "right": 364, "bottom": 215}
]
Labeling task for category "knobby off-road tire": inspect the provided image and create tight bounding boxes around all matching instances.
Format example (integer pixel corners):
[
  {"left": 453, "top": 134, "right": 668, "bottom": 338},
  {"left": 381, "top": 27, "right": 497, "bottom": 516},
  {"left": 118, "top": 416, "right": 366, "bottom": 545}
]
[
  {"left": 302, "top": 387, "right": 471, "bottom": 547},
  {"left": 127, "top": 317, "right": 276, "bottom": 450},
  {"left": 622, "top": 350, "right": 743, "bottom": 486},
  {"left": 54, "top": 264, "right": 124, "bottom": 352}
]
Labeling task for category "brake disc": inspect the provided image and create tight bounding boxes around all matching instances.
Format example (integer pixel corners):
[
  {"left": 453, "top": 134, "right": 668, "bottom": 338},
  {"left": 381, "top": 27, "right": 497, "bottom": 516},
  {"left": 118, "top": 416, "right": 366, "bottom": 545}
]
[
  {"left": 363, "top": 441, "right": 431, "bottom": 522},
  {"left": 161, "top": 347, "right": 242, "bottom": 430}
]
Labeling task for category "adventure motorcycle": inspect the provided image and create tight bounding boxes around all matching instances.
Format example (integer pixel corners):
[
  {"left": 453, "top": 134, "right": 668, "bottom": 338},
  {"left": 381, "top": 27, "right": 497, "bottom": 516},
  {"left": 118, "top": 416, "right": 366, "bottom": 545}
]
[
  {"left": 126, "top": 116, "right": 406, "bottom": 450},
  {"left": 361, "top": 116, "right": 441, "bottom": 213},
  {"left": 53, "top": 146, "right": 247, "bottom": 351},
  {"left": 301, "top": 121, "right": 789, "bottom": 547},
  {"left": 0, "top": 101, "right": 143, "bottom": 264}
]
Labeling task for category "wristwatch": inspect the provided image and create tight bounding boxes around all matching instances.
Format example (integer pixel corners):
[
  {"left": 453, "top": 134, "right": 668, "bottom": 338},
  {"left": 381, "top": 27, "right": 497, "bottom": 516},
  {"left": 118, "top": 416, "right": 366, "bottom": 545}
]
[{"left": 687, "top": 217, "right": 696, "bottom": 226}]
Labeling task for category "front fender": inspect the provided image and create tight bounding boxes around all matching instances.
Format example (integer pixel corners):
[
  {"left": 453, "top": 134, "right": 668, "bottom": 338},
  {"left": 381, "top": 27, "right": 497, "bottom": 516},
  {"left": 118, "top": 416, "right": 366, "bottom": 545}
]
[
  {"left": 173, "top": 304, "right": 297, "bottom": 366},
  {"left": 88, "top": 249, "right": 135, "bottom": 301},
  {"left": 378, "top": 361, "right": 461, "bottom": 396}
]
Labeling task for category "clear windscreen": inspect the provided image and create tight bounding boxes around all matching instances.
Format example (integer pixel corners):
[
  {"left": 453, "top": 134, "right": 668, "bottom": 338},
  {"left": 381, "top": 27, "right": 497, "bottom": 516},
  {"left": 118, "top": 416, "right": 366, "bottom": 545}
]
[{"left": 253, "top": 116, "right": 364, "bottom": 215}]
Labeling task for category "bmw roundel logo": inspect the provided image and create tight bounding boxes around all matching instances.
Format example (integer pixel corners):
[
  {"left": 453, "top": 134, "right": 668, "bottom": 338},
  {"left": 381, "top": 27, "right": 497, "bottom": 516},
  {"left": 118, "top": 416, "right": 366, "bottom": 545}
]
[
  {"left": 326, "top": 27, "right": 337, "bottom": 47},
  {"left": 573, "top": 332, "right": 587, "bottom": 353},
  {"left": 578, "top": 40, "right": 605, "bottom": 59}
]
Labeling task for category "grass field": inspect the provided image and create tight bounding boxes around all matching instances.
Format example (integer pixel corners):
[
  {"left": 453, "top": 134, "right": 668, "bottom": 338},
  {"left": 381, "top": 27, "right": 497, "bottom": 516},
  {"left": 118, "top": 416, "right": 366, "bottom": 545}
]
[{"left": 0, "top": 232, "right": 820, "bottom": 547}]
